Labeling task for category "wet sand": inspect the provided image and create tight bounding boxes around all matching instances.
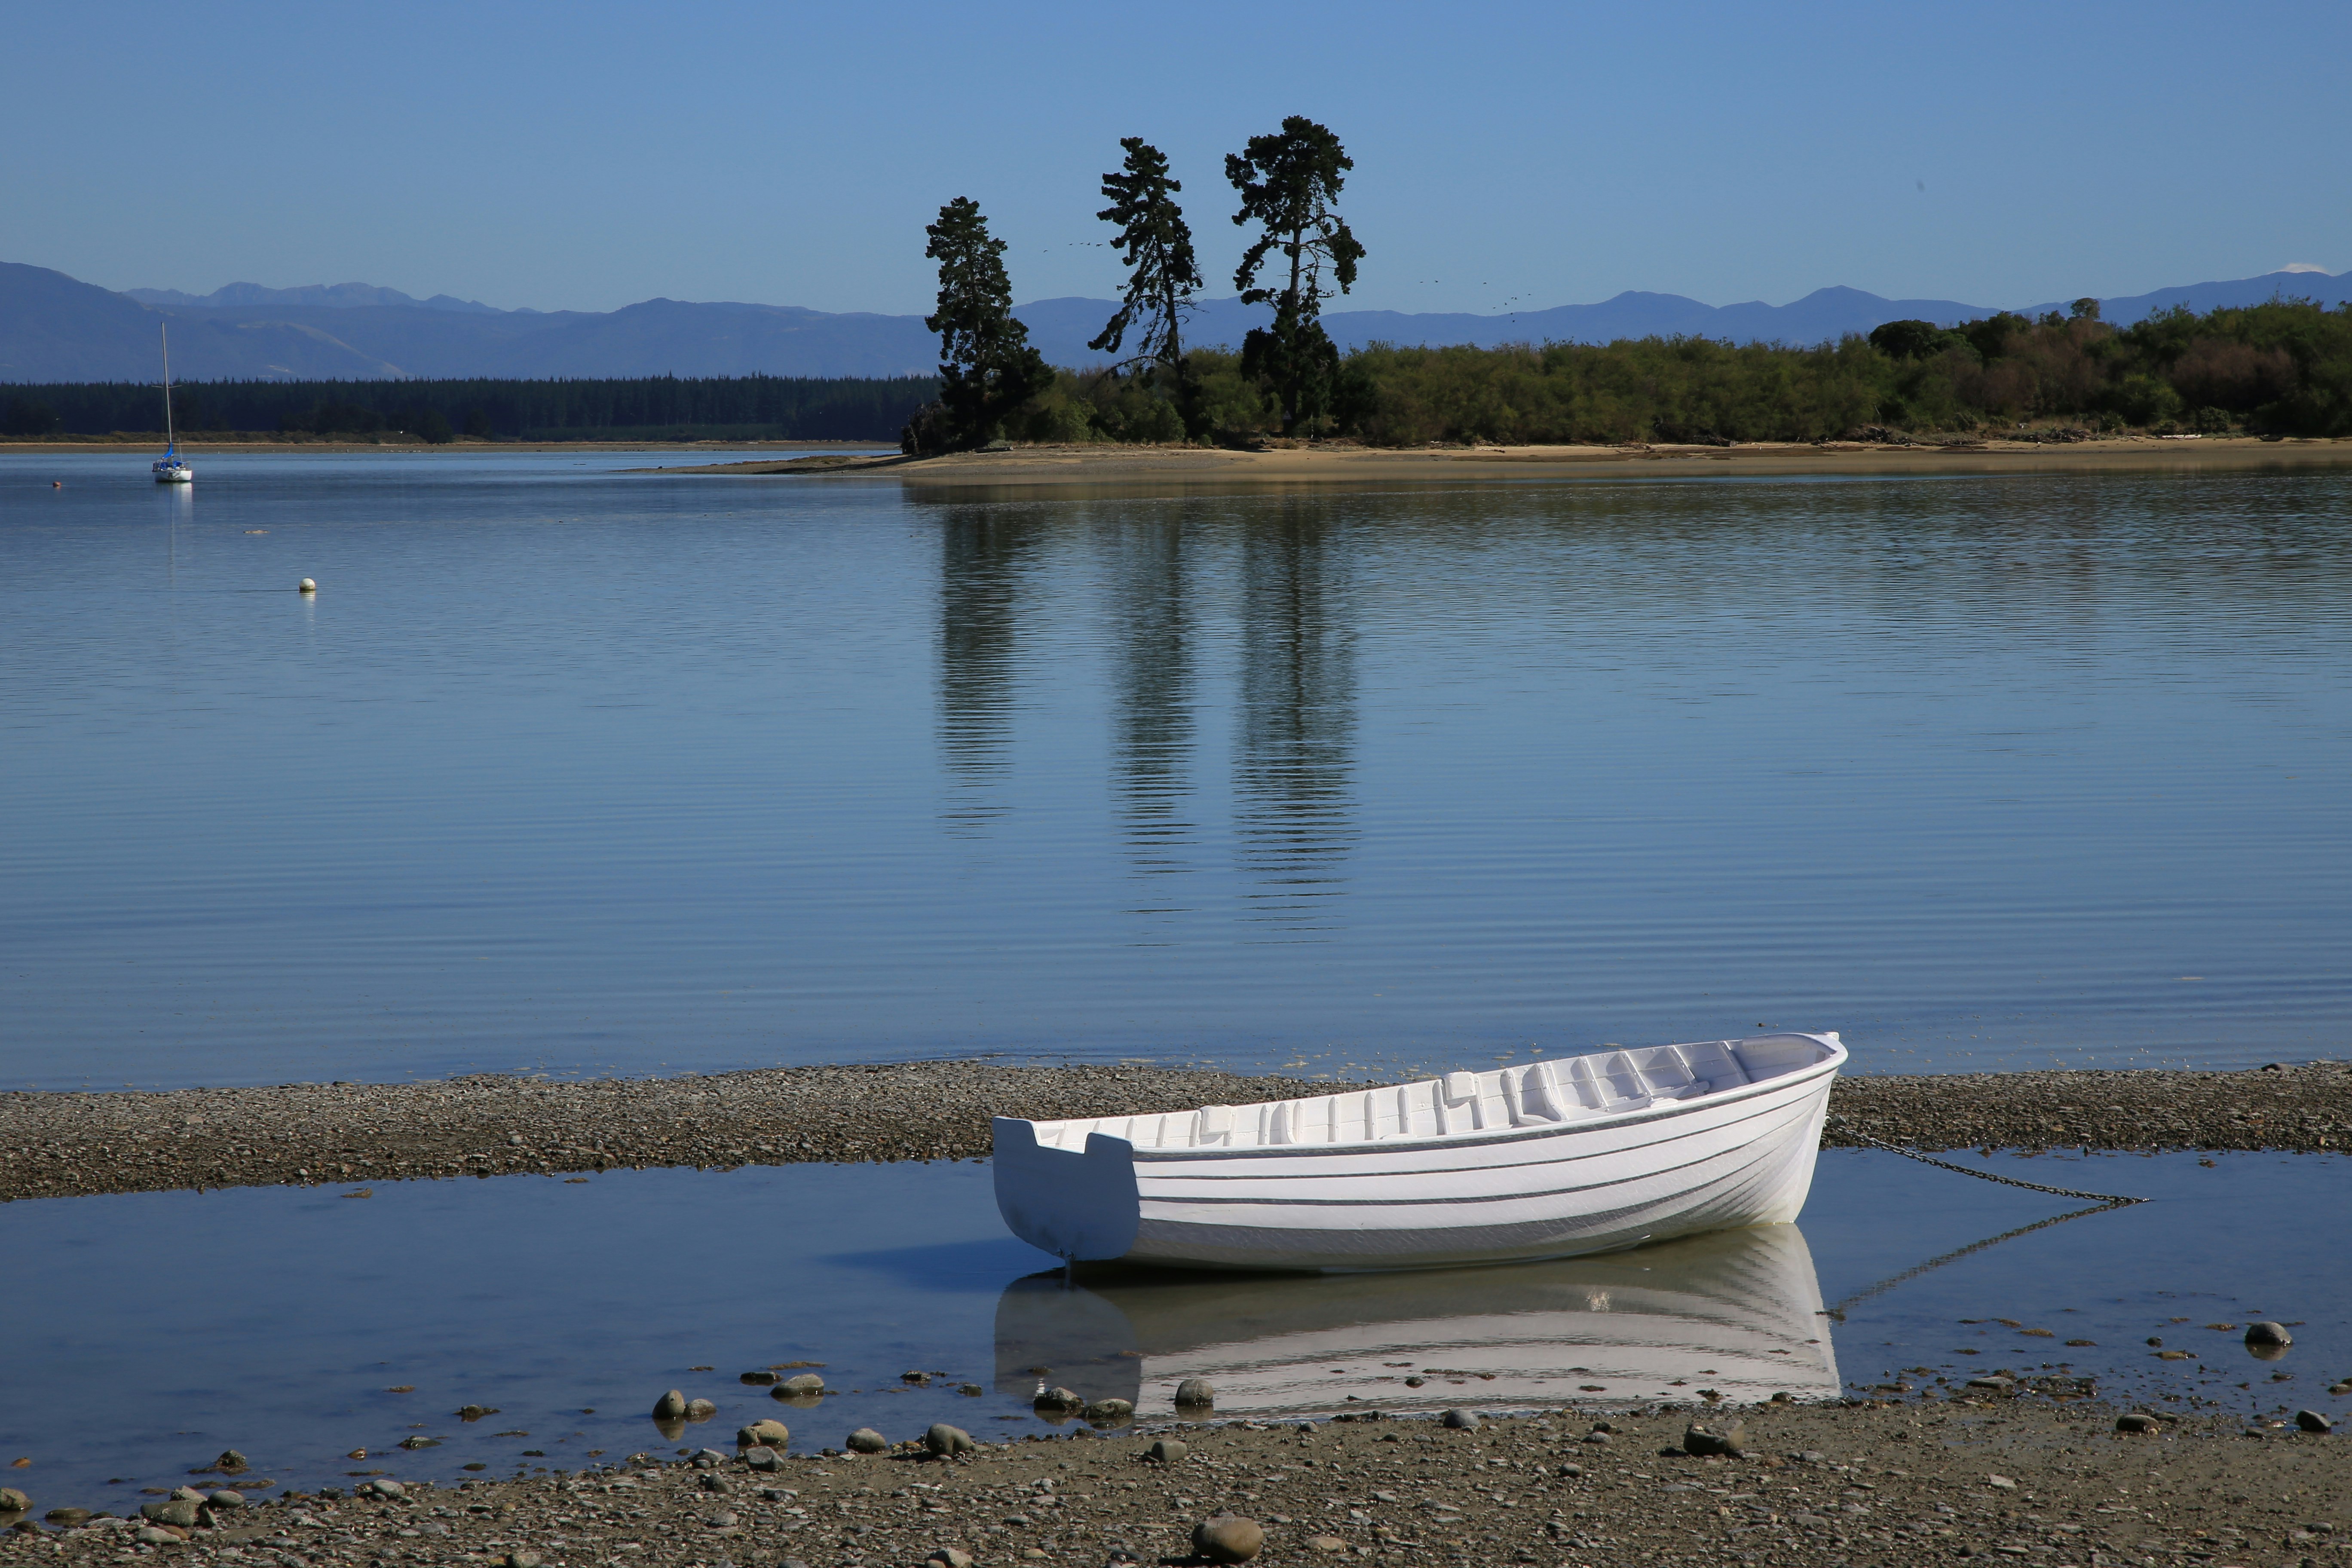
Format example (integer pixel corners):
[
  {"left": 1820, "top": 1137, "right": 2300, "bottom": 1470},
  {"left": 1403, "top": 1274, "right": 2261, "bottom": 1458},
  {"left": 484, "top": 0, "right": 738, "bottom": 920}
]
[
  {"left": 3, "top": 1061, "right": 2346, "bottom": 1204},
  {"left": 5, "top": 1399, "right": 2342, "bottom": 1566},
  {"left": 645, "top": 434, "right": 2352, "bottom": 493}
]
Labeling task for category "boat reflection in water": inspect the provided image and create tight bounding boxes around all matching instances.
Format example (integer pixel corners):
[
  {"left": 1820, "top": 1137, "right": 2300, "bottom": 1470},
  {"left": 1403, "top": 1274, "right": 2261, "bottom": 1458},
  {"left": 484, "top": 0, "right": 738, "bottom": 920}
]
[{"left": 995, "top": 1223, "right": 1838, "bottom": 1418}]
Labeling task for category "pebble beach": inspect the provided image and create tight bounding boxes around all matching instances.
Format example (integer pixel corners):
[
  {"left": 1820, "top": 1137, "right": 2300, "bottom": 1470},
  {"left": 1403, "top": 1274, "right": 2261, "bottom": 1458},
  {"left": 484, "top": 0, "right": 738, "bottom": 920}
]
[
  {"left": 4, "top": 1398, "right": 2344, "bottom": 1568},
  {"left": 4, "top": 1060, "right": 2348, "bottom": 1204}
]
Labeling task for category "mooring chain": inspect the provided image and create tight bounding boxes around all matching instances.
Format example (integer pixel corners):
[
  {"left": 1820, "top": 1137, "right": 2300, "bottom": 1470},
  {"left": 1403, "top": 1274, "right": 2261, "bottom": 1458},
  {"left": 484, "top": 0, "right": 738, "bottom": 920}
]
[{"left": 1827, "top": 1119, "right": 2150, "bottom": 1206}]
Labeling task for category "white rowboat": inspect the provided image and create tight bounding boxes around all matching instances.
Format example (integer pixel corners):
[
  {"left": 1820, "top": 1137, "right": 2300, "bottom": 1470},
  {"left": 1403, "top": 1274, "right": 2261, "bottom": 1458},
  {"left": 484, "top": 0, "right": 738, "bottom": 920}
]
[
  {"left": 993, "top": 1031, "right": 1844, "bottom": 1271},
  {"left": 993, "top": 1222, "right": 1841, "bottom": 1414}
]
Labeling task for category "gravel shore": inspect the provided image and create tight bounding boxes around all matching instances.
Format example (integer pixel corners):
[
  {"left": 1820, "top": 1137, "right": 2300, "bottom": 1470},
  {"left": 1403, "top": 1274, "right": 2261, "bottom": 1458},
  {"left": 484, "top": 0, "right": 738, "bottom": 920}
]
[
  {"left": 3, "top": 1060, "right": 2348, "bottom": 1204},
  {"left": 5, "top": 1399, "right": 2343, "bottom": 1568}
]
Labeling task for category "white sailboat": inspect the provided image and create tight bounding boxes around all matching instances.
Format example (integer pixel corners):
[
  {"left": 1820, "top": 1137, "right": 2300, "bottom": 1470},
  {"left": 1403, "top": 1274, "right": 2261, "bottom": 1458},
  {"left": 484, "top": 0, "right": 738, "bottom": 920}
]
[
  {"left": 153, "top": 325, "right": 192, "bottom": 484},
  {"left": 994, "top": 1032, "right": 1844, "bottom": 1272}
]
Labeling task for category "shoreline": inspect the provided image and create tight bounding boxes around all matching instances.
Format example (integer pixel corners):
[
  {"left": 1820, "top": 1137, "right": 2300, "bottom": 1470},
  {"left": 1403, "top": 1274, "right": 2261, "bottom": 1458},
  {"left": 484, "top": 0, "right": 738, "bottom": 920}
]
[
  {"left": 4, "top": 1060, "right": 2345, "bottom": 1206},
  {"left": 0, "top": 438, "right": 895, "bottom": 454},
  {"left": 1, "top": 1399, "right": 2338, "bottom": 1565},
  {"left": 639, "top": 433, "right": 2352, "bottom": 491}
]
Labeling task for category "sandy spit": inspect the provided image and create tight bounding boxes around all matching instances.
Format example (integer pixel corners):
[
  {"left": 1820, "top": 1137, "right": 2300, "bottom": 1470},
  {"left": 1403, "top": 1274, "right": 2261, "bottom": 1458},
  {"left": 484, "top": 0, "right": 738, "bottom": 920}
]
[
  {"left": 3, "top": 1399, "right": 2343, "bottom": 1565},
  {"left": 2, "top": 1061, "right": 2347, "bottom": 1205},
  {"left": 639, "top": 434, "right": 2352, "bottom": 492}
]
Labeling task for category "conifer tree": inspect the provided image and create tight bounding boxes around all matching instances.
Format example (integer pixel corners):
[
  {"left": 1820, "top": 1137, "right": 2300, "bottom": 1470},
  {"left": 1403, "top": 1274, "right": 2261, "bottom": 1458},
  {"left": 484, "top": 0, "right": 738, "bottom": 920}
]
[
  {"left": 1090, "top": 138, "right": 1203, "bottom": 393},
  {"left": 922, "top": 197, "right": 1054, "bottom": 449},
  {"left": 1226, "top": 117, "right": 1365, "bottom": 434}
]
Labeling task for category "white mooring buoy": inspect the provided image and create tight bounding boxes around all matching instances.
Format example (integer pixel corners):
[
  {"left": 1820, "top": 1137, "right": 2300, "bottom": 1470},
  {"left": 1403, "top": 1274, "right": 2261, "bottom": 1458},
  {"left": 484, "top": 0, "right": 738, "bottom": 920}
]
[{"left": 298, "top": 578, "right": 316, "bottom": 593}]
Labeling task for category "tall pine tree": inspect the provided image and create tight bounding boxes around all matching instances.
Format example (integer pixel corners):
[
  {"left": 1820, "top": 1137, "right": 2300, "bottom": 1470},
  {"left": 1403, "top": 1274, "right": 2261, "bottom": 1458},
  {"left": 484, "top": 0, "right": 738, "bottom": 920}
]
[
  {"left": 1226, "top": 117, "right": 1364, "bottom": 435},
  {"left": 1089, "top": 138, "right": 1203, "bottom": 400},
  {"left": 922, "top": 197, "right": 1054, "bottom": 449}
]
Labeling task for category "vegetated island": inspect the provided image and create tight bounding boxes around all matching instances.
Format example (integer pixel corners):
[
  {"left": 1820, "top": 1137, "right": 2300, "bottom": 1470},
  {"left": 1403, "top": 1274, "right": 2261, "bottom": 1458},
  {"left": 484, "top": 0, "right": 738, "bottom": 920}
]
[{"left": 2, "top": 1059, "right": 2344, "bottom": 1205}]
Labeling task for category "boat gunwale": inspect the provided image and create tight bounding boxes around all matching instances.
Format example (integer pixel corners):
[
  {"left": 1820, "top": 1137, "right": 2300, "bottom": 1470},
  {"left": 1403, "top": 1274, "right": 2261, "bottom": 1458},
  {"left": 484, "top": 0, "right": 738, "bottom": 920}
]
[{"left": 1013, "top": 1034, "right": 1845, "bottom": 1165}]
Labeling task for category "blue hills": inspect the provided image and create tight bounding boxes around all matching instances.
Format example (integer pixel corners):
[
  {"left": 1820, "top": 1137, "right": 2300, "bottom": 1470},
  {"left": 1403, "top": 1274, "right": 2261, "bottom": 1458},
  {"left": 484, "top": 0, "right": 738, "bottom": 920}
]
[{"left": 3, "top": 259, "right": 2346, "bottom": 383}]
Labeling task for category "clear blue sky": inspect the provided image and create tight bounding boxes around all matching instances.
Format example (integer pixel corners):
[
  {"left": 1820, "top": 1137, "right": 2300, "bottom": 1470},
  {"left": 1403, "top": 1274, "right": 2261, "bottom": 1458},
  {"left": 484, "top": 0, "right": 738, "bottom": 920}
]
[{"left": 8, "top": 0, "right": 2347, "bottom": 316}]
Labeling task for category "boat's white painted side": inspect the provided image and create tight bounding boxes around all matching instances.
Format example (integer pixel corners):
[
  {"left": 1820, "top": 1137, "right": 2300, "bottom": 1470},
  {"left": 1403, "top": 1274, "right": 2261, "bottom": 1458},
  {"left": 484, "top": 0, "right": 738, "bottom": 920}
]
[
  {"left": 991, "top": 1222, "right": 1840, "bottom": 1414},
  {"left": 993, "top": 1032, "right": 1842, "bottom": 1271},
  {"left": 153, "top": 462, "right": 193, "bottom": 483}
]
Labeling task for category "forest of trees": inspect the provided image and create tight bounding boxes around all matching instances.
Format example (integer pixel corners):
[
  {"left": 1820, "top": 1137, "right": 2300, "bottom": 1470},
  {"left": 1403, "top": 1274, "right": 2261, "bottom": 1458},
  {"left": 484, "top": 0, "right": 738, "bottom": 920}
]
[{"left": 0, "top": 374, "right": 937, "bottom": 442}]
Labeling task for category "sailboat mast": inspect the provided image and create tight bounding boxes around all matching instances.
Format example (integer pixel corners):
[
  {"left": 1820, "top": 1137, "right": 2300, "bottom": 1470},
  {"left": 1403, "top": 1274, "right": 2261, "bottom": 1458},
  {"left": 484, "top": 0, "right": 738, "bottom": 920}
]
[{"left": 161, "top": 324, "right": 175, "bottom": 450}]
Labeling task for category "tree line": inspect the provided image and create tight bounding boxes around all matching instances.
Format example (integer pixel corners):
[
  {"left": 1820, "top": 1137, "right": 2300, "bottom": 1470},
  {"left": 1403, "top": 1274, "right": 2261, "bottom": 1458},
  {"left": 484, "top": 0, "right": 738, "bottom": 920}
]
[
  {"left": 0, "top": 374, "right": 939, "bottom": 442},
  {"left": 908, "top": 120, "right": 2352, "bottom": 448}
]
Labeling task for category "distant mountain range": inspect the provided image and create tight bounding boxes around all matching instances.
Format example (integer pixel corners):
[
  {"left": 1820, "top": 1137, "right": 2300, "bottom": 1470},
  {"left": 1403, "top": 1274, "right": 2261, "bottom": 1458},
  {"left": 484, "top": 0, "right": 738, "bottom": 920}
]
[{"left": 4, "top": 258, "right": 2346, "bottom": 384}]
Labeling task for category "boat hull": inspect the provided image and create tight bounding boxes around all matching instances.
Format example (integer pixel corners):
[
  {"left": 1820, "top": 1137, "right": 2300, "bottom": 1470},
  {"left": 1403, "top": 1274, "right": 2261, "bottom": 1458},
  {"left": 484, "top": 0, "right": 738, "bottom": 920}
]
[{"left": 994, "top": 1035, "right": 1839, "bottom": 1272}]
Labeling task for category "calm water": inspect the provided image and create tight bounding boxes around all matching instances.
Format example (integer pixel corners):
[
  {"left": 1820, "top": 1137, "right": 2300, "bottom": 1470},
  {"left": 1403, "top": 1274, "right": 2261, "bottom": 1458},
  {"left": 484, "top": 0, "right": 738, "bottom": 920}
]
[
  {"left": 5, "top": 450, "right": 2348, "bottom": 1090},
  {"left": 3, "top": 1151, "right": 2345, "bottom": 1510}
]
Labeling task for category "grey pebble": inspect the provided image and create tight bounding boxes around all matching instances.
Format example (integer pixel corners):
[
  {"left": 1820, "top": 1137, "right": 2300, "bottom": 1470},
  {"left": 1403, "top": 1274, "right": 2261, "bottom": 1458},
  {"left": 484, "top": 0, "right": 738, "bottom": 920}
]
[
  {"left": 1033, "top": 1386, "right": 1083, "bottom": 1414},
  {"left": 1440, "top": 1409, "right": 1479, "bottom": 1430},
  {"left": 2246, "top": 1321, "right": 2292, "bottom": 1348},
  {"left": 2294, "top": 1409, "right": 2334, "bottom": 1433},
  {"left": 1682, "top": 1421, "right": 1743, "bottom": 1457},
  {"left": 1174, "top": 1378, "right": 1216, "bottom": 1408},
  {"left": 134, "top": 1528, "right": 179, "bottom": 1546},
  {"left": 925, "top": 1424, "right": 976, "bottom": 1457},
  {"left": 845, "top": 1428, "right": 888, "bottom": 1454},
  {"left": 1192, "top": 1513, "right": 1265, "bottom": 1563},
  {"left": 652, "top": 1389, "right": 689, "bottom": 1420},
  {"left": 2115, "top": 1413, "right": 2162, "bottom": 1434},
  {"left": 685, "top": 1398, "right": 718, "bottom": 1420},
  {"left": 1145, "top": 1439, "right": 1188, "bottom": 1464},
  {"left": 742, "top": 1448, "right": 784, "bottom": 1473},
  {"left": 1582, "top": 1429, "right": 1612, "bottom": 1445},
  {"left": 207, "top": 1490, "right": 246, "bottom": 1507},
  {"left": 1084, "top": 1398, "right": 1135, "bottom": 1424},
  {"left": 776, "top": 1374, "right": 825, "bottom": 1398},
  {"left": 926, "top": 1550, "right": 974, "bottom": 1568},
  {"left": 141, "top": 1501, "right": 202, "bottom": 1528}
]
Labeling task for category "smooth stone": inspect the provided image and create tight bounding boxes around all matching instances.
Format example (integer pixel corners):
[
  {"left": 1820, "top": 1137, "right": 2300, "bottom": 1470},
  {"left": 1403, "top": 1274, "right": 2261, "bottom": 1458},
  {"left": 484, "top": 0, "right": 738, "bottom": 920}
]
[
  {"left": 778, "top": 1375, "right": 826, "bottom": 1397},
  {"left": 1306, "top": 1536, "right": 1349, "bottom": 1553},
  {"left": 1084, "top": 1399, "right": 1135, "bottom": 1424},
  {"left": 2294, "top": 1409, "right": 2334, "bottom": 1433},
  {"left": 2115, "top": 1412, "right": 2162, "bottom": 1433},
  {"left": 1174, "top": 1378, "right": 1216, "bottom": 1408},
  {"left": 1683, "top": 1421, "right": 1745, "bottom": 1458},
  {"left": 652, "top": 1390, "right": 689, "bottom": 1420},
  {"left": 1145, "top": 1439, "right": 1188, "bottom": 1464},
  {"left": 1966, "top": 1375, "right": 2016, "bottom": 1392},
  {"left": 704, "top": 1511, "right": 740, "bottom": 1529},
  {"left": 685, "top": 1398, "right": 718, "bottom": 1420},
  {"left": 207, "top": 1491, "right": 245, "bottom": 1507},
  {"left": 742, "top": 1447, "right": 783, "bottom": 1473},
  {"left": 503, "top": 1554, "right": 543, "bottom": 1568},
  {"left": 2246, "top": 1322, "right": 2293, "bottom": 1348},
  {"left": 134, "top": 1528, "right": 180, "bottom": 1545},
  {"left": 170, "top": 1488, "right": 208, "bottom": 1503},
  {"left": 1440, "top": 1409, "right": 1479, "bottom": 1430},
  {"left": 0, "top": 1491, "right": 26, "bottom": 1513},
  {"left": 692, "top": 1449, "right": 730, "bottom": 1469},
  {"left": 925, "top": 1424, "right": 976, "bottom": 1457},
  {"left": 926, "top": 1550, "right": 975, "bottom": 1568},
  {"left": 1033, "top": 1386, "right": 1083, "bottom": 1413},
  {"left": 44, "top": 1510, "right": 90, "bottom": 1526},
  {"left": 1556, "top": 1462, "right": 1583, "bottom": 1478},
  {"left": 364, "top": 1479, "right": 406, "bottom": 1499},
  {"left": 140, "top": 1501, "right": 202, "bottom": 1528},
  {"left": 1192, "top": 1514, "right": 1265, "bottom": 1563},
  {"left": 739, "top": 1419, "right": 791, "bottom": 1449},
  {"left": 845, "top": 1428, "right": 888, "bottom": 1454},
  {"left": 1582, "top": 1430, "right": 1612, "bottom": 1445}
]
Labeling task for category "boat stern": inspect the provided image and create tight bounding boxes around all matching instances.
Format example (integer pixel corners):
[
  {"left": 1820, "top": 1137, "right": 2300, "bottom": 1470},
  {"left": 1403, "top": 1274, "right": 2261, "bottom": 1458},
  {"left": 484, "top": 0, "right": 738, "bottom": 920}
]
[{"left": 992, "top": 1117, "right": 1142, "bottom": 1262}]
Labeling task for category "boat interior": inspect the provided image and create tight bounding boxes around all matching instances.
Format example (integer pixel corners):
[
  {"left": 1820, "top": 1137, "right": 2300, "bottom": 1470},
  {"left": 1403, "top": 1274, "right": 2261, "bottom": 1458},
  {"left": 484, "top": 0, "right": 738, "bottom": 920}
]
[{"left": 1025, "top": 1033, "right": 1836, "bottom": 1153}]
